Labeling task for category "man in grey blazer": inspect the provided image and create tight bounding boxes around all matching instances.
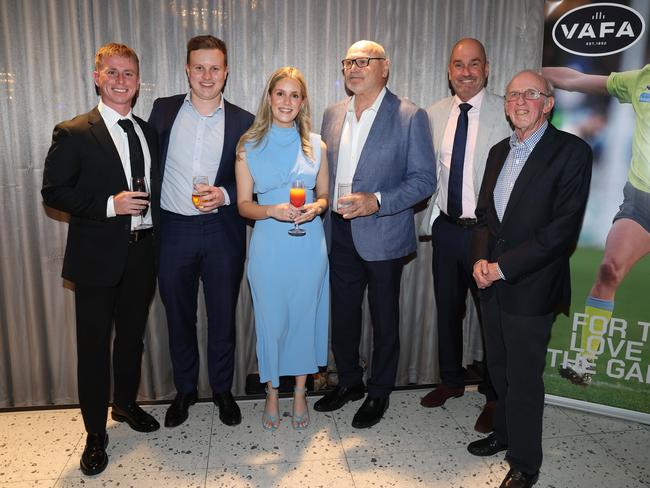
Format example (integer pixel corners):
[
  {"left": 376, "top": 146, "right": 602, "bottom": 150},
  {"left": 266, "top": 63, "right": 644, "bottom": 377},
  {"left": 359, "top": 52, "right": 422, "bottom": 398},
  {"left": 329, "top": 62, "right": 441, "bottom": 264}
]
[
  {"left": 314, "top": 40, "right": 436, "bottom": 428},
  {"left": 418, "top": 39, "right": 511, "bottom": 433}
]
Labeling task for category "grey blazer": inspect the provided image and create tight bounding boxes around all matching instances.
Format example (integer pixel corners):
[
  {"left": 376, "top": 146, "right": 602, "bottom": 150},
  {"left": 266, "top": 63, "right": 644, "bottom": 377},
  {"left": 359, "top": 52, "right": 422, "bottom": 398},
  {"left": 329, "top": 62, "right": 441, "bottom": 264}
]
[
  {"left": 322, "top": 89, "right": 436, "bottom": 261},
  {"left": 419, "top": 90, "right": 511, "bottom": 236}
]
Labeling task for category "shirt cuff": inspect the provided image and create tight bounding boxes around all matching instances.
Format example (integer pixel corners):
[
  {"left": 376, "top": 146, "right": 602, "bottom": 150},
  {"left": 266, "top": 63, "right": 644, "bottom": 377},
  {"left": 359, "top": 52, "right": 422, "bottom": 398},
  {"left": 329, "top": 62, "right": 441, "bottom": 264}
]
[
  {"left": 107, "top": 195, "right": 116, "bottom": 218},
  {"left": 496, "top": 263, "right": 506, "bottom": 281},
  {"left": 374, "top": 191, "right": 381, "bottom": 206},
  {"left": 220, "top": 186, "right": 230, "bottom": 206}
]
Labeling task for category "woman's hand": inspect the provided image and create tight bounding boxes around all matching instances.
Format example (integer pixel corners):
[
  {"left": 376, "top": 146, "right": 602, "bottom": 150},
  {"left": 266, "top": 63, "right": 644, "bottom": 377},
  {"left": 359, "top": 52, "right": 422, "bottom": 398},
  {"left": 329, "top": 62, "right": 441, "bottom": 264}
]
[
  {"left": 266, "top": 203, "right": 296, "bottom": 222},
  {"left": 294, "top": 202, "right": 322, "bottom": 224}
]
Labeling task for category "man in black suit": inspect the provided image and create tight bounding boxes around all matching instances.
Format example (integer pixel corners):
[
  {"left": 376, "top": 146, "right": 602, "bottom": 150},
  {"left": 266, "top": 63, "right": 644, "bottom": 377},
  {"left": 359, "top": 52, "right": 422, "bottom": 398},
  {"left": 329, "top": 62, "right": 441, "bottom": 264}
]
[
  {"left": 42, "top": 43, "right": 160, "bottom": 476},
  {"left": 467, "top": 70, "right": 592, "bottom": 488},
  {"left": 148, "top": 36, "right": 254, "bottom": 428}
]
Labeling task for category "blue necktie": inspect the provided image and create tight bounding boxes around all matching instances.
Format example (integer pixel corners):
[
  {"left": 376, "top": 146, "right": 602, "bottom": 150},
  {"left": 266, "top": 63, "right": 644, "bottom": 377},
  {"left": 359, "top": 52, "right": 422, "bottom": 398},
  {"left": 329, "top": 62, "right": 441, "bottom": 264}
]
[{"left": 447, "top": 103, "right": 472, "bottom": 218}]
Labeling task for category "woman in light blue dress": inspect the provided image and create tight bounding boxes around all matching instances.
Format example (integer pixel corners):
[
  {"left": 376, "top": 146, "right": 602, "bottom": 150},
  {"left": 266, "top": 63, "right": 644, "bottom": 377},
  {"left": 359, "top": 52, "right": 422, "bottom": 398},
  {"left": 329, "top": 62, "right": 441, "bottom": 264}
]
[{"left": 235, "top": 67, "right": 329, "bottom": 431}]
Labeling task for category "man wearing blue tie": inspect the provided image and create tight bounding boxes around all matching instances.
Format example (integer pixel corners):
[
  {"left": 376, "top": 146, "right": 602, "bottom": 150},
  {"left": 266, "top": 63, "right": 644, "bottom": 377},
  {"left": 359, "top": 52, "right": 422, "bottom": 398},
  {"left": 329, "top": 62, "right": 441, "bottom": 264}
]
[{"left": 418, "top": 39, "right": 510, "bottom": 433}]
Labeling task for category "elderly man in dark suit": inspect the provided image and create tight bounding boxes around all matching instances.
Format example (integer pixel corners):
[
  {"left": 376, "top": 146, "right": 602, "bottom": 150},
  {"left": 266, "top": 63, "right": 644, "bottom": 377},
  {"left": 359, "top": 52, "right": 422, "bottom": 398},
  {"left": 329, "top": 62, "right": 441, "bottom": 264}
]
[
  {"left": 148, "top": 35, "right": 253, "bottom": 428},
  {"left": 42, "top": 43, "right": 160, "bottom": 476},
  {"left": 467, "top": 70, "right": 592, "bottom": 488},
  {"left": 314, "top": 40, "right": 436, "bottom": 428}
]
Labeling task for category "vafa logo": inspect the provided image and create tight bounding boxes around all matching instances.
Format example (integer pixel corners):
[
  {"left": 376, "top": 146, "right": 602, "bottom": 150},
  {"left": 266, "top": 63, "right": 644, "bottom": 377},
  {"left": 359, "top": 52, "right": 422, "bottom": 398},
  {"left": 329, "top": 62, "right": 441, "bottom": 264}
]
[{"left": 552, "top": 2, "right": 645, "bottom": 57}]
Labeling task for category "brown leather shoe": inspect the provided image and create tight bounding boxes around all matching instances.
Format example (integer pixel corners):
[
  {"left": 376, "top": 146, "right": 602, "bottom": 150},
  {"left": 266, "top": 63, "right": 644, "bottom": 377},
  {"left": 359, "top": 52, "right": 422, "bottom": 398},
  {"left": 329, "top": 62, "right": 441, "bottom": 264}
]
[
  {"left": 420, "top": 385, "right": 464, "bottom": 408},
  {"left": 474, "top": 400, "right": 496, "bottom": 433}
]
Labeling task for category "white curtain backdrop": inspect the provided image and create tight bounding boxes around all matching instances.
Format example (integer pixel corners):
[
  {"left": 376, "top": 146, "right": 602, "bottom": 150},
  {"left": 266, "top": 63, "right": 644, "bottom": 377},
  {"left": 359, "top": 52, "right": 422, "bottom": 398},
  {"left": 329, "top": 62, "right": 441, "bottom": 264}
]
[{"left": 0, "top": 0, "right": 544, "bottom": 407}]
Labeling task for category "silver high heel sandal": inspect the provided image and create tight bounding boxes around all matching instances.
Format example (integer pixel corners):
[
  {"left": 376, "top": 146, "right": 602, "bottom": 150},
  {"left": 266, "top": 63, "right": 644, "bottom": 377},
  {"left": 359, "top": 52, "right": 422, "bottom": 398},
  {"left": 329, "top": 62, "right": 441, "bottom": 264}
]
[
  {"left": 262, "top": 387, "right": 280, "bottom": 431},
  {"left": 292, "top": 386, "right": 310, "bottom": 430}
]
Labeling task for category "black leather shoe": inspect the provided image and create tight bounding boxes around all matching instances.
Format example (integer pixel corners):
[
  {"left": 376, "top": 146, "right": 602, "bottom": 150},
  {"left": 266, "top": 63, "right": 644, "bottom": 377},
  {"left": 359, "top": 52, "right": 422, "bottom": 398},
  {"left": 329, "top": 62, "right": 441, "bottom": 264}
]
[
  {"left": 467, "top": 433, "right": 508, "bottom": 456},
  {"left": 351, "top": 396, "right": 389, "bottom": 429},
  {"left": 111, "top": 403, "right": 160, "bottom": 432},
  {"left": 313, "top": 384, "right": 365, "bottom": 412},
  {"left": 499, "top": 468, "right": 539, "bottom": 487},
  {"left": 164, "top": 391, "right": 198, "bottom": 428},
  {"left": 213, "top": 391, "right": 242, "bottom": 426},
  {"left": 80, "top": 432, "right": 108, "bottom": 476}
]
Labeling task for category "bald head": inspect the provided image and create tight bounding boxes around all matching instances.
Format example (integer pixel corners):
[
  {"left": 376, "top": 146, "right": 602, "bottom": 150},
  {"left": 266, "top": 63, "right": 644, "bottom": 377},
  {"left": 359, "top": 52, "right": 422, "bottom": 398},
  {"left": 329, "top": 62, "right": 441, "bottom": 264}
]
[
  {"left": 347, "top": 40, "right": 386, "bottom": 59},
  {"left": 447, "top": 38, "right": 489, "bottom": 101},
  {"left": 343, "top": 39, "right": 390, "bottom": 98}
]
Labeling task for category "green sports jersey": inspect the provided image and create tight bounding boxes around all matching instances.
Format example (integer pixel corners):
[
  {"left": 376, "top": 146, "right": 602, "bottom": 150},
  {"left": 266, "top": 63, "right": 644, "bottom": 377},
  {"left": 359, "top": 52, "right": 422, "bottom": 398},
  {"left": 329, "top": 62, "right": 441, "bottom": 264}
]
[{"left": 607, "top": 65, "right": 650, "bottom": 193}]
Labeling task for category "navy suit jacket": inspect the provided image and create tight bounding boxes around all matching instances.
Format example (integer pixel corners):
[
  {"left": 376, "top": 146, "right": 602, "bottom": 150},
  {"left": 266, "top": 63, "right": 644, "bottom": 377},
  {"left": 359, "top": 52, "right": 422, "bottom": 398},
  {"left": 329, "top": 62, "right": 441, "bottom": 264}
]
[
  {"left": 42, "top": 107, "right": 160, "bottom": 286},
  {"left": 148, "top": 94, "right": 254, "bottom": 256},
  {"left": 471, "top": 123, "right": 592, "bottom": 316},
  {"left": 321, "top": 89, "right": 436, "bottom": 261}
]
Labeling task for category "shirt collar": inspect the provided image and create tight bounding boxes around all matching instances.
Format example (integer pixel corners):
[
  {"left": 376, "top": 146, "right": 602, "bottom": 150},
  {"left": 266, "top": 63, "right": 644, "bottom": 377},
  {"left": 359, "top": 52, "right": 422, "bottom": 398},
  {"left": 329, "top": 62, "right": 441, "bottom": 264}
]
[
  {"left": 509, "top": 120, "right": 548, "bottom": 151},
  {"left": 185, "top": 92, "right": 225, "bottom": 117},
  {"left": 453, "top": 87, "right": 485, "bottom": 112},
  {"left": 98, "top": 99, "right": 134, "bottom": 128},
  {"left": 347, "top": 86, "right": 387, "bottom": 114}
]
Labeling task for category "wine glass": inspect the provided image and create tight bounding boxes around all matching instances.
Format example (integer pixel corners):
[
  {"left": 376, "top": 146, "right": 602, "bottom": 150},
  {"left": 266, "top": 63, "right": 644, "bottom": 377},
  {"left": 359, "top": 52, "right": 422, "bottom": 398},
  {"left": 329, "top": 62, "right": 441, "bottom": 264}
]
[
  {"left": 131, "top": 176, "right": 152, "bottom": 230},
  {"left": 192, "top": 176, "right": 209, "bottom": 209},
  {"left": 288, "top": 179, "right": 306, "bottom": 237}
]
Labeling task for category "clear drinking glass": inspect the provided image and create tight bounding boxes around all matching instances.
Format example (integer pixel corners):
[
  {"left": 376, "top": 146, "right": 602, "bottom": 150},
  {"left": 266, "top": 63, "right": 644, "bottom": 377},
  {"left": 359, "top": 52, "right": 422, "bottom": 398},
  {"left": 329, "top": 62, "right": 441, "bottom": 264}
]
[
  {"left": 131, "top": 176, "right": 152, "bottom": 230},
  {"left": 192, "top": 176, "right": 209, "bottom": 209},
  {"left": 288, "top": 179, "right": 306, "bottom": 237}
]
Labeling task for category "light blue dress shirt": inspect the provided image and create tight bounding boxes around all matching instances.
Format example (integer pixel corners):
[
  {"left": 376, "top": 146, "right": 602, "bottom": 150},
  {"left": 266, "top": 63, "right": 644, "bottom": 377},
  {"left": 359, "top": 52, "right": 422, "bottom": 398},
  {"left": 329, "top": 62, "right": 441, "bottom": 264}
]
[{"left": 161, "top": 93, "right": 226, "bottom": 215}]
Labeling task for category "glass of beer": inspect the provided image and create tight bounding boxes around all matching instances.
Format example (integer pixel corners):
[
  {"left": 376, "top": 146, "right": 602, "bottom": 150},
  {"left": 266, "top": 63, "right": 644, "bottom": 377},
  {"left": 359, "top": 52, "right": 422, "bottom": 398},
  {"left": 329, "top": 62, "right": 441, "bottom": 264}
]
[
  {"left": 192, "top": 176, "right": 209, "bottom": 209},
  {"left": 288, "top": 179, "right": 306, "bottom": 237}
]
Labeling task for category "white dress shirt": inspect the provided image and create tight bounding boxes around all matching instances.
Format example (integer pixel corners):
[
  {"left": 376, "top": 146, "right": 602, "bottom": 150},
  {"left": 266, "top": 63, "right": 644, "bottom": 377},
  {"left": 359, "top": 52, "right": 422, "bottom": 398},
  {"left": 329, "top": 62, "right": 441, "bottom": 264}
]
[
  {"left": 435, "top": 88, "right": 485, "bottom": 221},
  {"left": 333, "top": 87, "right": 386, "bottom": 212},
  {"left": 99, "top": 100, "right": 153, "bottom": 230}
]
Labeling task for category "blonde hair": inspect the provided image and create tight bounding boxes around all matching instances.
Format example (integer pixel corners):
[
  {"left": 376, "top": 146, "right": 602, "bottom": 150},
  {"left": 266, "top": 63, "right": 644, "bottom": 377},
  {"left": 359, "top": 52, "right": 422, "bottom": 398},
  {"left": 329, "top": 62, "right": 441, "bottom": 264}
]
[
  {"left": 238, "top": 66, "right": 313, "bottom": 160},
  {"left": 95, "top": 43, "right": 139, "bottom": 73}
]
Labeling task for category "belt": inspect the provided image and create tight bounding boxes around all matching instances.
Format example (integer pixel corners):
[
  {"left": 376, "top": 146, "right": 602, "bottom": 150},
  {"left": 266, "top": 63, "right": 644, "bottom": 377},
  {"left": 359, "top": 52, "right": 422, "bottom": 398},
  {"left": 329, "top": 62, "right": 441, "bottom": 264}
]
[
  {"left": 439, "top": 212, "right": 477, "bottom": 228},
  {"left": 128, "top": 227, "right": 153, "bottom": 243}
]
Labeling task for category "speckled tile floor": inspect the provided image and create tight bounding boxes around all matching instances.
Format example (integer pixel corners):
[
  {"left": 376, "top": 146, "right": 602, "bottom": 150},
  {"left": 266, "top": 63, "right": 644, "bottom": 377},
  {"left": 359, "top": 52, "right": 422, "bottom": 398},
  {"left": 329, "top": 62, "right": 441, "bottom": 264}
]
[{"left": 1, "top": 389, "right": 648, "bottom": 488}]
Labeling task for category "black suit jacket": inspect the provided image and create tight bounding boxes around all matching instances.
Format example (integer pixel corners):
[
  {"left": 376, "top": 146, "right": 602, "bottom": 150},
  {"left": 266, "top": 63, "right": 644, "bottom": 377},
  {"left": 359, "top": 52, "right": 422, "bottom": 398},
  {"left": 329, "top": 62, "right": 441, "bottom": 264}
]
[
  {"left": 471, "top": 123, "right": 592, "bottom": 316},
  {"left": 42, "top": 107, "right": 160, "bottom": 287},
  {"left": 147, "top": 94, "right": 254, "bottom": 256}
]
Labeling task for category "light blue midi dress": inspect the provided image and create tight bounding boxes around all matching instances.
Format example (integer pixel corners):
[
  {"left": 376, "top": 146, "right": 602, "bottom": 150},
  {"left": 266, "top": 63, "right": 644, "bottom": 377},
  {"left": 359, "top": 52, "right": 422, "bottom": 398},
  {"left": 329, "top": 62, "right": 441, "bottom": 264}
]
[{"left": 244, "top": 125, "right": 329, "bottom": 387}]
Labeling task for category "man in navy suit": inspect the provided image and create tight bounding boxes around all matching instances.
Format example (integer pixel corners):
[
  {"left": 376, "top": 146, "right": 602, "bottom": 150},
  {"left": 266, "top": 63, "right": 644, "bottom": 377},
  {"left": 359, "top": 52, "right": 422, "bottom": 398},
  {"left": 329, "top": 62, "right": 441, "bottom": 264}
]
[
  {"left": 148, "top": 35, "right": 253, "bottom": 428},
  {"left": 42, "top": 43, "right": 160, "bottom": 476},
  {"left": 467, "top": 70, "right": 592, "bottom": 488},
  {"left": 314, "top": 40, "right": 436, "bottom": 428}
]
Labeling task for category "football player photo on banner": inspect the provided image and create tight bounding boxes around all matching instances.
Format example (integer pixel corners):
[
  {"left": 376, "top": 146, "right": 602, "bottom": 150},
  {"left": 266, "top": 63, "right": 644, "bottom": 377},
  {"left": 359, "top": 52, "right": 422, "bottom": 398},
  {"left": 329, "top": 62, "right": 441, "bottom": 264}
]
[{"left": 543, "top": 0, "right": 649, "bottom": 423}]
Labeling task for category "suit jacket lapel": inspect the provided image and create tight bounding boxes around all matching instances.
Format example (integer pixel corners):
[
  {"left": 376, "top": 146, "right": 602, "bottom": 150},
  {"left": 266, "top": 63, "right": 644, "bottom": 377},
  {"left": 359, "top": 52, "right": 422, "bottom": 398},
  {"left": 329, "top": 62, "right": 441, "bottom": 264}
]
[
  {"left": 501, "top": 124, "right": 557, "bottom": 225},
  {"left": 354, "top": 90, "right": 398, "bottom": 179},
  {"left": 216, "top": 99, "right": 235, "bottom": 185},
  {"left": 159, "top": 96, "right": 185, "bottom": 176},
  {"left": 328, "top": 100, "right": 349, "bottom": 185},
  {"left": 88, "top": 107, "right": 128, "bottom": 188}
]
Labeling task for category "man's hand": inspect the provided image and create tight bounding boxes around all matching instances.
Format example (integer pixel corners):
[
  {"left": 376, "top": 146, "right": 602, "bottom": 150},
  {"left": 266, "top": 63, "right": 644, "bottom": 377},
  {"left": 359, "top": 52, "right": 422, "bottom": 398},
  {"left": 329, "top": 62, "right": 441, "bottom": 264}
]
[
  {"left": 473, "top": 259, "right": 503, "bottom": 289},
  {"left": 114, "top": 190, "right": 149, "bottom": 215},
  {"left": 196, "top": 185, "right": 225, "bottom": 212},
  {"left": 338, "top": 192, "right": 379, "bottom": 219}
]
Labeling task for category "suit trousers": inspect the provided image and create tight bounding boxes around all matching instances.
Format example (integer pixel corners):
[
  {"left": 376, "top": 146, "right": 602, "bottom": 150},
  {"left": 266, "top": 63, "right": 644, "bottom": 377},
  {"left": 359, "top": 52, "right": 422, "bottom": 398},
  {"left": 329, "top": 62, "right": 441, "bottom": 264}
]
[
  {"left": 481, "top": 290, "right": 554, "bottom": 474},
  {"left": 158, "top": 210, "right": 244, "bottom": 395},
  {"left": 329, "top": 213, "right": 403, "bottom": 398},
  {"left": 74, "top": 233, "right": 155, "bottom": 434},
  {"left": 431, "top": 215, "right": 495, "bottom": 400}
]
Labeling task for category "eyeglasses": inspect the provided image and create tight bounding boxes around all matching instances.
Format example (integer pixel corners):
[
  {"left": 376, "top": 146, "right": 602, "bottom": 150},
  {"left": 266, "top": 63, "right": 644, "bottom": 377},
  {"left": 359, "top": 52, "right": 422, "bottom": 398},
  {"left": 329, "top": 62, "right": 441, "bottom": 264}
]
[
  {"left": 341, "top": 57, "right": 385, "bottom": 70},
  {"left": 505, "top": 89, "right": 551, "bottom": 102}
]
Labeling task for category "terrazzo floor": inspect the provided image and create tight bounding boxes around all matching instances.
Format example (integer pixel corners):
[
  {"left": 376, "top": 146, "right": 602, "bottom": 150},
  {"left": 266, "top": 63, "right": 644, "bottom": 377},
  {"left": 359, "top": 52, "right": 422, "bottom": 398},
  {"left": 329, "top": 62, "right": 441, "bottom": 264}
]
[{"left": 1, "top": 388, "right": 648, "bottom": 487}]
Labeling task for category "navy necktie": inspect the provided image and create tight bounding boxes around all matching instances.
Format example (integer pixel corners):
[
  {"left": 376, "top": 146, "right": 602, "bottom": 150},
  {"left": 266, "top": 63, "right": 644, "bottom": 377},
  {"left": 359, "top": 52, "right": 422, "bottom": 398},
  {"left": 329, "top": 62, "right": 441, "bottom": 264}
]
[
  {"left": 447, "top": 103, "right": 472, "bottom": 218},
  {"left": 117, "top": 119, "right": 145, "bottom": 178}
]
